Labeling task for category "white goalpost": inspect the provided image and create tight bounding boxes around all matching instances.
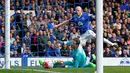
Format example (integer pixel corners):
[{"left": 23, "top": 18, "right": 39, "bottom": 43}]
[
  {"left": 96, "top": 0, "right": 103, "bottom": 73},
  {"left": 5, "top": 0, "right": 10, "bottom": 69}
]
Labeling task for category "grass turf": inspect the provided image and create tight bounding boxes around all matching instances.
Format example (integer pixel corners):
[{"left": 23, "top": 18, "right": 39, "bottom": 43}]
[{"left": 0, "top": 66, "right": 130, "bottom": 73}]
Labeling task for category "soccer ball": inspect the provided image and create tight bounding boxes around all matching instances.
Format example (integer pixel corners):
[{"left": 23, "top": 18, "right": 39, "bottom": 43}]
[{"left": 43, "top": 60, "right": 54, "bottom": 69}]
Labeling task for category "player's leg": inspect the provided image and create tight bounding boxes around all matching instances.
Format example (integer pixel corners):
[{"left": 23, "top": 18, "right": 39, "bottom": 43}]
[
  {"left": 50, "top": 60, "right": 74, "bottom": 68},
  {"left": 82, "top": 30, "right": 117, "bottom": 46},
  {"left": 64, "top": 61, "right": 76, "bottom": 68},
  {"left": 84, "top": 62, "right": 96, "bottom": 68},
  {"left": 90, "top": 54, "right": 96, "bottom": 64},
  {"left": 78, "top": 56, "right": 96, "bottom": 68},
  {"left": 79, "top": 30, "right": 93, "bottom": 45},
  {"left": 64, "top": 61, "right": 73, "bottom": 65},
  {"left": 55, "top": 60, "right": 79, "bottom": 68},
  {"left": 103, "top": 38, "right": 118, "bottom": 46},
  {"left": 39, "top": 60, "right": 72, "bottom": 68},
  {"left": 53, "top": 61, "right": 66, "bottom": 68}
]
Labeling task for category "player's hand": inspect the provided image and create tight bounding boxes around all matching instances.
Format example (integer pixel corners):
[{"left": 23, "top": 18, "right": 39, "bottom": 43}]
[{"left": 53, "top": 25, "right": 58, "bottom": 28}]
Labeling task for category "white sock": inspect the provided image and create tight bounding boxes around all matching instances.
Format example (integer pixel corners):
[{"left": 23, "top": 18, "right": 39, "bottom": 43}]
[{"left": 103, "top": 38, "right": 114, "bottom": 46}]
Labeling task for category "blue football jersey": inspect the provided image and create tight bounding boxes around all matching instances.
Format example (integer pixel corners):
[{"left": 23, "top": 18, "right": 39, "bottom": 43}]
[{"left": 69, "top": 12, "right": 91, "bottom": 34}]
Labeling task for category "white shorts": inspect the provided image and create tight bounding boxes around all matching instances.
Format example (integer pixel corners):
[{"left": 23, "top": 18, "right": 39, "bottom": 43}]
[{"left": 79, "top": 30, "right": 96, "bottom": 45}]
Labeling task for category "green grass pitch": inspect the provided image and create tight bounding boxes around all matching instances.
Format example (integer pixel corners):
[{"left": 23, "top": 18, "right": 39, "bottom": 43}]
[{"left": 0, "top": 66, "right": 130, "bottom": 73}]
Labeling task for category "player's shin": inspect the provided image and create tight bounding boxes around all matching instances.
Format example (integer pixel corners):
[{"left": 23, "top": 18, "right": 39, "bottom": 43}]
[
  {"left": 103, "top": 38, "right": 115, "bottom": 46},
  {"left": 84, "top": 62, "right": 96, "bottom": 68},
  {"left": 53, "top": 61, "right": 65, "bottom": 68}
]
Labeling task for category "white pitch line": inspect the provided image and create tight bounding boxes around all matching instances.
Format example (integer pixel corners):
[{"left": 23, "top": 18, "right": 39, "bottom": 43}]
[
  {"left": 34, "top": 69, "right": 61, "bottom": 73},
  {"left": 3, "top": 68, "right": 62, "bottom": 73}
]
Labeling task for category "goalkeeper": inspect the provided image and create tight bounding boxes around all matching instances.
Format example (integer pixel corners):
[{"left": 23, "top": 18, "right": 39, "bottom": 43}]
[{"left": 39, "top": 38, "right": 96, "bottom": 68}]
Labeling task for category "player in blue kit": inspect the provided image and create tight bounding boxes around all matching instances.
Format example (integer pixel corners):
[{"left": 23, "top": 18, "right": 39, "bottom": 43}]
[{"left": 54, "top": 6, "right": 117, "bottom": 46}]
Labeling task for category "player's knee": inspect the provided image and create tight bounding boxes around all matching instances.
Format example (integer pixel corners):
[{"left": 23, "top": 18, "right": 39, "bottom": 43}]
[
  {"left": 93, "top": 35, "right": 96, "bottom": 38},
  {"left": 89, "top": 31, "right": 96, "bottom": 38},
  {"left": 90, "top": 34, "right": 96, "bottom": 39}
]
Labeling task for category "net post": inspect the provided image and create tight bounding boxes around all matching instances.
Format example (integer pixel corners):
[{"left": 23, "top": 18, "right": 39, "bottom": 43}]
[
  {"left": 96, "top": 0, "right": 103, "bottom": 73},
  {"left": 5, "top": 0, "right": 10, "bottom": 69}
]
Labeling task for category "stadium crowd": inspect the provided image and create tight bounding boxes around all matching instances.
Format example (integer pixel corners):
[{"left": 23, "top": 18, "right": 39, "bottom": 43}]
[{"left": 0, "top": 0, "right": 130, "bottom": 57}]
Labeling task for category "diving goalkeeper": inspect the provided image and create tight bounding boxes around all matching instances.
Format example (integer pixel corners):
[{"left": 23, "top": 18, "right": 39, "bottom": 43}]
[{"left": 39, "top": 38, "right": 96, "bottom": 68}]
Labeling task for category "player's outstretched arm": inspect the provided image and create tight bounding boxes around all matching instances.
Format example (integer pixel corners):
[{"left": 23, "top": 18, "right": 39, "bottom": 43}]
[{"left": 53, "top": 20, "right": 69, "bottom": 28}]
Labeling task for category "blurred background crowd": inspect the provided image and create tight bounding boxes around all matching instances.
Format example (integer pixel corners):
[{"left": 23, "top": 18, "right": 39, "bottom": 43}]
[{"left": 0, "top": 0, "right": 130, "bottom": 57}]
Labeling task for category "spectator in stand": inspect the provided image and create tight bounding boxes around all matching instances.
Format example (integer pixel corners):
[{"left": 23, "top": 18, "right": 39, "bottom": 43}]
[
  {"left": 0, "top": 0, "right": 5, "bottom": 10},
  {"left": 108, "top": 33, "right": 117, "bottom": 43},
  {"left": 104, "top": 47, "right": 113, "bottom": 57},
  {"left": 10, "top": 33, "right": 15, "bottom": 45},
  {"left": 119, "top": 38, "right": 127, "bottom": 49},
  {"left": 10, "top": 40, "right": 19, "bottom": 57},
  {"left": 45, "top": 41, "right": 51, "bottom": 57},
  {"left": 116, "top": 30, "right": 122, "bottom": 42},
  {"left": 49, "top": 29, "right": 56, "bottom": 43},
  {"left": 70, "top": 28, "right": 80, "bottom": 40},
  {"left": 24, "top": 46, "right": 33, "bottom": 57},
  {"left": 0, "top": 24, "right": 4, "bottom": 37},
  {"left": 61, "top": 43, "right": 69, "bottom": 56},
  {"left": 126, "top": 45, "right": 130, "bottom": 56},
  {"left": 43, "top": 14, "right": 50, "bottom": 24},
  {"left": 86, "top": 45, "right": 92, "bottom": 58},
  {"left": 121, "top": 49, "right": 130, "bottom": 57},
  {"left": 26, "top": 14, "right": 32, "bottom": 28},
  {"left": 23, "top": 32, "right": 31, "bottom": 46},
  {"left": 10, "top": 16, "right": 16, "bottom": 28},
  {"left": 21, "top": 45, "right": 33, "bottom": 57},
  {"left": 50, "top": 43, "right": 56, "bottom": 56},
  {"left": 127, "top": 35, "right": 130, "bottom": 45},
  {"left": 0, "top": 36, "right": 4, "bottom": 48},
  {"left": 61, "top": 32, "right": 68, "bottom": 41},
  {"left": 0, "top": 36, "right": 4, "bottom": 56},
  {"left": 36, "top": 16, "right": 45, "bottom": 27},
  {"left": 15, "top": 35, "right": 21, "bottom": 53},
  {"left": 31, "top": 29, "right": 39, "bottom": 56},
  {"left": 125, "top": 29, "right": 130, "bottom": 38},
  {"left": 113, "top": 19, "right": 121, "bottom": 30},
  {"left": 21, "top": 43, "right": 26, "bottom": 55},
  {"left": 39, "top": 24, "right": 44, "bottom": 31},
  {"left": 31, "top": 29, "right": 38, "bottom": 44},
  {"left": 110, "top": 46, "right": 117, "bottom": 55},
  {"left": 29, "top": 19, "right": 39, "bottom": 29},
  {"left": 15, "top": 35, "right": 21, "bottom": 46},
  {"left": 55, "top": 27, "right": 63, "bottom": 41},
  {"left": 114, "top": 49, "right": 121, "bottom": 57},
  {"left": 68, "top": 44, "right": 73, "bottom": 56},
  {"left": 55, "top": 43, "right": 61, "bottom": 57},
  {"left": 126, "top": 18, "right": 130, "bottom": 30}
]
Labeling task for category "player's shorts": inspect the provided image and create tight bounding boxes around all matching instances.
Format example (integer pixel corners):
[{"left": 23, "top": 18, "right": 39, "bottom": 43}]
[{"left": 79, "top": 30, "right": 96, "bottom": 45}]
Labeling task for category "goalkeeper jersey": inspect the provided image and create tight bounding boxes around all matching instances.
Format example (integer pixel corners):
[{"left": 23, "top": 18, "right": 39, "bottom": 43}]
[{"left": 64, "top": 43, "right": 87, "bottom": 68}]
